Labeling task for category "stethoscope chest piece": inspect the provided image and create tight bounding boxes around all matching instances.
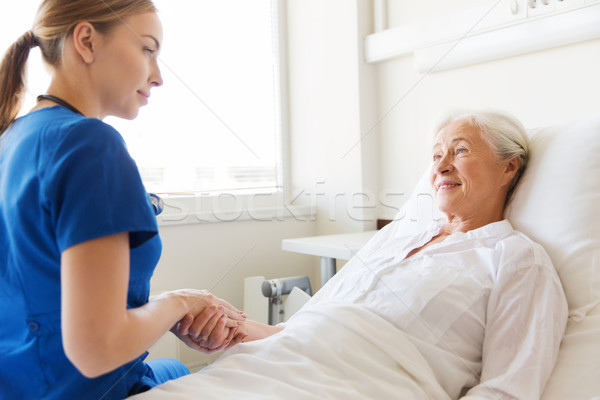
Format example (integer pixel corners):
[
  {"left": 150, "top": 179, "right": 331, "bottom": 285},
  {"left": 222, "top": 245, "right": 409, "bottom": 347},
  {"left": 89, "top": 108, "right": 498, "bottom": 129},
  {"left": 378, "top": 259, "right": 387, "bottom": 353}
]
[{"left": 149, "top": 193, "right": 164, "bottom": 215}]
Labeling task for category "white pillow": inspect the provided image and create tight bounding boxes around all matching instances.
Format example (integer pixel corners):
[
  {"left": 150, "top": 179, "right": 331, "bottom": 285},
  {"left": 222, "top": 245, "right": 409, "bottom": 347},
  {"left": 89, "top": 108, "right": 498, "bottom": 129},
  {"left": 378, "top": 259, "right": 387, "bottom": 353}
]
[
  {"left": 506, "top": 113, "right": 600, "bottom": 320},
  {"left": 385, "top": 169, "right": 441, "bottom": 240},
  {"left": 388, "top": 112, "right": 600, "bottom": 320}
]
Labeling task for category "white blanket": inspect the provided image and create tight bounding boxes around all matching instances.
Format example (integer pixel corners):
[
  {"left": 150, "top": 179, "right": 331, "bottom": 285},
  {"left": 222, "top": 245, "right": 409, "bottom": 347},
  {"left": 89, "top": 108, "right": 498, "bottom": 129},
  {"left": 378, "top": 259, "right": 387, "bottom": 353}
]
[{"left": 131, "top": 301, "right": 450, "bottom": 399}]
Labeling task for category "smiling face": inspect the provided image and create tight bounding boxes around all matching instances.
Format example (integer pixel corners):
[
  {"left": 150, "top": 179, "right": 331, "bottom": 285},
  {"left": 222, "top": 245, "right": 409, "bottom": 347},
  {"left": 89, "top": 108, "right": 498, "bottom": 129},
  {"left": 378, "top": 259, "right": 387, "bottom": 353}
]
[
  {"left": 92, "top": 12, "right": 163, "bottom": 119},
  {"left": 431, "top": 120, "right": 516, "bottom": 226}
]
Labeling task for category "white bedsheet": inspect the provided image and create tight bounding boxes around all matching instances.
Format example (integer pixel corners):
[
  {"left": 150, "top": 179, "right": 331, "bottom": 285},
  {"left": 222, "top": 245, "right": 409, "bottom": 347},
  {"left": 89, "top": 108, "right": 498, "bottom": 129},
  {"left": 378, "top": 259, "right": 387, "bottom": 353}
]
[
  {"left": 542, "top": 303, "right": 600, "bottom": 399},
  {"left": 131, "top": 301, "right": 450, "bottom": 400}
]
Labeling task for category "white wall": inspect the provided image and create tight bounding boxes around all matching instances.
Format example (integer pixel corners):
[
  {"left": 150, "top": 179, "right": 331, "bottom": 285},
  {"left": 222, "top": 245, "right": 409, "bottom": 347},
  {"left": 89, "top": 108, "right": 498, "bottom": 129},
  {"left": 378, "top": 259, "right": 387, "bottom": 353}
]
[
  {"left": 285, "top": 0, "right": 381, "bottom": 234},
  {"left": 377, "top": 2, "right": 600, "bottom": 216}
]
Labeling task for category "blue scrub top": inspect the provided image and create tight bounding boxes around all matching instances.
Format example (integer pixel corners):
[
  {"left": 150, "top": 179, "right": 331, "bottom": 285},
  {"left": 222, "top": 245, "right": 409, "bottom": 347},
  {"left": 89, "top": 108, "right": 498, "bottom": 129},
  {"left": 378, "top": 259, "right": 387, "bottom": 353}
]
[{"left": 0, "top": 107, "right": 162, "bottom": 399}]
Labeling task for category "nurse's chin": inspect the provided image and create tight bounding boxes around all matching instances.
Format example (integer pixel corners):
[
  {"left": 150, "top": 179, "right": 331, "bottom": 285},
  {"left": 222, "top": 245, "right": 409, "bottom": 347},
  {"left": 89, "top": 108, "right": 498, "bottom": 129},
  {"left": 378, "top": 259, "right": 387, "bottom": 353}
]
[{"left": 110, "top": 107, "right": 141, "bottom": 121}]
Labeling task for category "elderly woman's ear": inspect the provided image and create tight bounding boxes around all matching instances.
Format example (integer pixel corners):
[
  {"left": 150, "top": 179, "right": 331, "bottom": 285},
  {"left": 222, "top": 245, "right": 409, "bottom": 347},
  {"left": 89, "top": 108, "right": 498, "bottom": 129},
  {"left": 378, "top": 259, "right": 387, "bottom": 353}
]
[{"left": 502, "top": 156, "right": 521, "bottom": 186}]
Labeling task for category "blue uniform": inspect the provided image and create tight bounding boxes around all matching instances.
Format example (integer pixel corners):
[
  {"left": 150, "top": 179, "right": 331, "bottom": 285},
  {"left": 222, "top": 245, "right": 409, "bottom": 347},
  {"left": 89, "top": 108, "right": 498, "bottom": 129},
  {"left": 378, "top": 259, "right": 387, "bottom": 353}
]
[{"left": 0, "top": 107, "right": 186, "bottom": 399}]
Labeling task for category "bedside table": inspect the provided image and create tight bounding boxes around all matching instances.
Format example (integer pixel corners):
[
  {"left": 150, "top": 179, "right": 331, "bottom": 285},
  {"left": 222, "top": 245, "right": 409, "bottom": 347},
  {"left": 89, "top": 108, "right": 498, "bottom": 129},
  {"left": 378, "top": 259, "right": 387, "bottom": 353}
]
[{"left": 282, "top": 230, "right": 377, "bottom": 287}]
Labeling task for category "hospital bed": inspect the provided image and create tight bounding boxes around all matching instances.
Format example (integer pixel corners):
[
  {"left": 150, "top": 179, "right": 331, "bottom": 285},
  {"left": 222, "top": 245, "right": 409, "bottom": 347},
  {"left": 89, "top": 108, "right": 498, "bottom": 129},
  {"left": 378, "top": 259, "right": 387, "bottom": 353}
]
[{"left": 131, "top": 112, "right": 600, "bottom": 399}]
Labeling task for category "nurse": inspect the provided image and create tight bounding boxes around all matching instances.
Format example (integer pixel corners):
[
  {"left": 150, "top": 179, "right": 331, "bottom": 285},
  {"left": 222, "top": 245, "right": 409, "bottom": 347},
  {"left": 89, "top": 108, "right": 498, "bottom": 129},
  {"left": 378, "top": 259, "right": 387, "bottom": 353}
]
[{"left": 0, "top": 1, "right": 244, "bottom": 399}]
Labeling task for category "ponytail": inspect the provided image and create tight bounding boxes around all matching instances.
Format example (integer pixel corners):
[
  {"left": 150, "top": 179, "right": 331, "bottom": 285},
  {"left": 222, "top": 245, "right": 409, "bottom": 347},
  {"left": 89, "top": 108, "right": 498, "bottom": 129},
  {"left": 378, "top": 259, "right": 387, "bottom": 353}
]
[{"left": 0, "top": 31, "right": 38, "bottom": 135}]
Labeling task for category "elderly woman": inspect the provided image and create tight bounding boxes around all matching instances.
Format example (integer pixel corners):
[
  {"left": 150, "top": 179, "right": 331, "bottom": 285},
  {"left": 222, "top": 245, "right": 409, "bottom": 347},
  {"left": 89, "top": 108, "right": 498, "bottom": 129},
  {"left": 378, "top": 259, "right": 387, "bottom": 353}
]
[{"left": 137, "top": 110, "right": 568, "bottom": 400}]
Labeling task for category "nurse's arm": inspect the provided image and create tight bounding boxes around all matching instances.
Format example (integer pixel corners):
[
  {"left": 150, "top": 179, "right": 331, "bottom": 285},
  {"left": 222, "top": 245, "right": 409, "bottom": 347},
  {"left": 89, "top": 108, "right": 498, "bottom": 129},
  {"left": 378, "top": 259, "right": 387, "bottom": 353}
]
[{"left": 60, "top": 232, "right": 244, "bottom": 378}]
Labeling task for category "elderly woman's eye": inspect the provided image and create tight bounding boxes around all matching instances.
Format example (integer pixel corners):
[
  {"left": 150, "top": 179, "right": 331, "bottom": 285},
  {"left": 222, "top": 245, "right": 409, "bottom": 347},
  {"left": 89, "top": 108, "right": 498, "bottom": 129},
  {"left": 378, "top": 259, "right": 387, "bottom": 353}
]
[{"left": 456, "top": 148, "right": 467, "bottom": 154}]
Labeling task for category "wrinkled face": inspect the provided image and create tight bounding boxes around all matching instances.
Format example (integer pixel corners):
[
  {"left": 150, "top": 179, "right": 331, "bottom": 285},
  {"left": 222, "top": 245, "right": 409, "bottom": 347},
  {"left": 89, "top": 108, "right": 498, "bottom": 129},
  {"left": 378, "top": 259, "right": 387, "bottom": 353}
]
[
  {"left": 430, "top": 121, "right": 509, "bottom": 219},
  {"left": 94, "top": 12, "right": 163, "bottom": 119}
]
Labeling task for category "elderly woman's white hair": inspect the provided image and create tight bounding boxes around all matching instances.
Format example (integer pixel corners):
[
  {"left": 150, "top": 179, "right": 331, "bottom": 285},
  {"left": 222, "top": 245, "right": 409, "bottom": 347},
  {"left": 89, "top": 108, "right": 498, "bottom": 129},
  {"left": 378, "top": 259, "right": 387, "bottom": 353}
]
[{"left": 434, "top": 109, "right": 530, "bottom": 203}]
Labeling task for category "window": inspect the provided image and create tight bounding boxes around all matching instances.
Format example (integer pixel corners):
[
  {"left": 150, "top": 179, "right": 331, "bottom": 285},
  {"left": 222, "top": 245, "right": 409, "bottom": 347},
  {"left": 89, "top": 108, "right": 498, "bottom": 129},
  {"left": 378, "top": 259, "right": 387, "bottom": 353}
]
[
  {"left": 3, "top": 0, "right": 284, "bottom": 197},
  {"left": 111, "top": 0, "right": 284, "bottom": 195}
]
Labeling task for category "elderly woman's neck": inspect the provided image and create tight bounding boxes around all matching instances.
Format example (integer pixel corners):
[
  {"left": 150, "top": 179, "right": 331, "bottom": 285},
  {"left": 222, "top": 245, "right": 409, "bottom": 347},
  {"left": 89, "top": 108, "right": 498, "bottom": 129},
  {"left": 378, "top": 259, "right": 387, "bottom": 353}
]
[
  {"left": 404, "top": 208, "right": 505, "bottom": 260},
  {"left": 442, "top": 211, "right": 505, "bottom": 235}
]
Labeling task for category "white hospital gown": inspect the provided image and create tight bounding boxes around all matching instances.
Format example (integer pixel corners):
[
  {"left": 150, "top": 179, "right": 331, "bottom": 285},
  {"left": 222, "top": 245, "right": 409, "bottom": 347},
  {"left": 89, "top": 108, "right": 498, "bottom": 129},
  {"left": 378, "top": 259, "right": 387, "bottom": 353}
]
[{"left": 306, "top": 219, "right": 568, "bottom": 399}]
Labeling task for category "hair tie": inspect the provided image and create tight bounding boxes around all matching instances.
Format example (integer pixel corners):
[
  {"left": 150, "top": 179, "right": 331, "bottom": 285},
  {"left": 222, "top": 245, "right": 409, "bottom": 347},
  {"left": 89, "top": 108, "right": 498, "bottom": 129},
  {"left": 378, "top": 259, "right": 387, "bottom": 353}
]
[{"left": 23, "top": 30, "right": 38, "bottom": 49}]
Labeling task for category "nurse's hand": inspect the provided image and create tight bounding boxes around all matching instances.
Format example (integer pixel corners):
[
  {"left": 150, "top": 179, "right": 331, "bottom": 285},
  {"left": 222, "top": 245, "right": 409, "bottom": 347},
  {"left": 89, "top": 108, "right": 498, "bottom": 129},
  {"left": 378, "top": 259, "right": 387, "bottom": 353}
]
[{"left": 173, "top": 288, "right": 246, "bottom": 326}]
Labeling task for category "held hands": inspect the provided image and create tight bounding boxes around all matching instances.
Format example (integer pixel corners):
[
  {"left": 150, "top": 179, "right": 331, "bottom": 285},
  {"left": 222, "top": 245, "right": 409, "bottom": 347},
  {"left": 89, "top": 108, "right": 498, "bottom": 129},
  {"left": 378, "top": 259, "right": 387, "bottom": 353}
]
[
  {"left": 175, "top": 306, "right": 248, "bottom": 354},
  {"left": 168, "top": 290, "right": 248, "bottom": 353}
]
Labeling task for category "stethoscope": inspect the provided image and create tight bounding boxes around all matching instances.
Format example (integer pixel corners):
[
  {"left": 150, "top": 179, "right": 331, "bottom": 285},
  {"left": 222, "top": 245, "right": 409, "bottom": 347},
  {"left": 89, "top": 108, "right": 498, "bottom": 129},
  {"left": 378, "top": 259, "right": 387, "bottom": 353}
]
[{"left": 149, "top": 193, "right": 164, "bottom": 216}]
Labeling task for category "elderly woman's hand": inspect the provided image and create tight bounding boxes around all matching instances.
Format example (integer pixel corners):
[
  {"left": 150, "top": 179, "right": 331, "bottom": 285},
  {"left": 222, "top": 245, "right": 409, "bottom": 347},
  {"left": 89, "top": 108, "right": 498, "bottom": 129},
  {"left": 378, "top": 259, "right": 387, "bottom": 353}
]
[
  {"left": 173, "top": 306, "right": 233, "bottom": 353},
  {"left": 173, "top": 301, "right": 248, "bottom": 353},
  {"left": 164, "top": 289, "right": 246, "bottom": 352}
]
